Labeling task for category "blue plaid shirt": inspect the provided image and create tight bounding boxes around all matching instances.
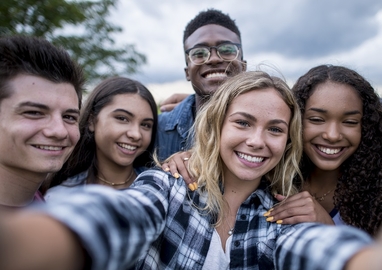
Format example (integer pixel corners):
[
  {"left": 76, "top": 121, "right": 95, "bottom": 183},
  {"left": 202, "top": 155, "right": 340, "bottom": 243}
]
[
  {"left": 155, "top": 94, "right": 195, "bottom": 161},
  {"left": 35, "top": 169, "right": 372, "bottom": 270}
]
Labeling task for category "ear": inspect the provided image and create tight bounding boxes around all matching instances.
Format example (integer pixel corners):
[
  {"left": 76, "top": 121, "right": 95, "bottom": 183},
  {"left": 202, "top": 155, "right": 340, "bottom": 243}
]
[
  {"left": 241, "top": 60, "right": 247, "bottom": 71},
  {"left": 88, "top": 116, "right": 95, "bottom": 132},
  {"left": 184, "top": 67, "right": 191, "bottom": 81}
]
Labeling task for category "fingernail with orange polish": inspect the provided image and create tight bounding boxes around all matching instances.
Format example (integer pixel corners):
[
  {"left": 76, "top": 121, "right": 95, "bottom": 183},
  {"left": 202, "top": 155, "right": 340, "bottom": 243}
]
[
  {"left": 173, "top": 173, "right": 180, "bottom": 179},
  {"left": 266, "top": 217, "right": 274, "bottom": 222},
  {"left": 276, "top": 220, "right": 283, "bottom": 224},
  {"left": 193, "top": 182, "right": 198, "bottom": 190},
  {"left": 188, "top": 183, "right": 195, "bottom": 191},
  {"left": 263, "top": 211, "right": 271, "bottom": 217}
]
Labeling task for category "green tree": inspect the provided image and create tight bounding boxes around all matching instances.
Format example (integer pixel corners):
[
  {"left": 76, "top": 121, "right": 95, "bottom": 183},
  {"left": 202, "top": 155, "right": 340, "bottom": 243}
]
[{"left": 0, "top": 0, "right": 146, "bottom": 85}]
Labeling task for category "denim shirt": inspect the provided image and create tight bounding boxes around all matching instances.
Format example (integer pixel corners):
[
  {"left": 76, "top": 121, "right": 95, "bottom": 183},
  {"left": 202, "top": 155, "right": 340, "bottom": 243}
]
[{"left": 155, "top": 94, "right": 195, "bottom": 161}]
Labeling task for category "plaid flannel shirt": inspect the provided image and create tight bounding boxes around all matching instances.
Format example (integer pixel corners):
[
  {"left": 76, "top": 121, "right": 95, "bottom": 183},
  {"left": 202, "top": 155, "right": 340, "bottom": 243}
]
[{"left": 34, "top": 169, "right": 372, "bottom": 270}]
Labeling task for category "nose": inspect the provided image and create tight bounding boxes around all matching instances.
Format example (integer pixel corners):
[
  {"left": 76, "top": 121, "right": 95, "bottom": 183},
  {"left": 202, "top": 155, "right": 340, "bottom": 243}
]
[
  {"left": 246, "top": 128, "right": 265, "bottom": 149},
  {"left": 43, "top": 115, "right": 69, "bottom": 139},
  {"left": 126, "top": 124, "right": 142, "bottom": 141},
  {"left": 207, "top": 47, "right": 223, "bottom": 64},
  {"left": 322, "top": 122, "right": 343, "bottom": 142}
]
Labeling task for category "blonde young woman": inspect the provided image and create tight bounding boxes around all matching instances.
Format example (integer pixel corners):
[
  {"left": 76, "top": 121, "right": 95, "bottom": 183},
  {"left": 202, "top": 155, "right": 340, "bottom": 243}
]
[{"left": 0, "top": 71, "right": 377, "bottom": 270}]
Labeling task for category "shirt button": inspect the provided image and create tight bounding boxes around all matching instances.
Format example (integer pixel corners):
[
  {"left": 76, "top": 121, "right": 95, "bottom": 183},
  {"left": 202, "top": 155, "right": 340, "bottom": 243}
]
[
  {"left": 240, "top": 214, "right": 246, "bottom": 220},
  {"left": 234, "top": 241, "right": 240, "bottom": 247}
]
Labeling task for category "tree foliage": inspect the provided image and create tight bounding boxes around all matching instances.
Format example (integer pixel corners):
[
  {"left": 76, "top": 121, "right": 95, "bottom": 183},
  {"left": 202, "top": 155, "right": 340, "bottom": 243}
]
[{"left": 0, "top": 0, "right": 146, "bottom": 85}]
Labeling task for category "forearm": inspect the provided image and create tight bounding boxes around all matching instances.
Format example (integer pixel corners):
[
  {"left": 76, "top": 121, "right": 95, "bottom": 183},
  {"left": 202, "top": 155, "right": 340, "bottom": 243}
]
[
  {"left": 37, "top": 184, "right": 167, "bottom": 270},
  {"left": 276, "top": 224, "right": 373, "bottom": 270}
]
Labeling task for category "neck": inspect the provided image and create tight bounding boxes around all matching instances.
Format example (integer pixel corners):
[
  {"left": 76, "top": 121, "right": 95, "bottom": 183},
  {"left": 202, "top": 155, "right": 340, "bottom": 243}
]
[
  {"left": 0, "top": 166, "right": 44, "bottom": 207},
  {"left": 305, "top": 167, "right": 340, "bottom": 191},
  {"left": 96, "top": 163, "right": 136, "bottom": 189},
  {"left": 195, "top": 94, "right": 210, "bottom": 112}
]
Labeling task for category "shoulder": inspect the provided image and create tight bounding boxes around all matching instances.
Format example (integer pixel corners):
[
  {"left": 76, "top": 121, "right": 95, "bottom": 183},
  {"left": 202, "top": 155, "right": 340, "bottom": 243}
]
[
  {"left": 44, "top": 170, "right": 88, "bottom": 201},
  {"left": 158, "top": 95, "right": 195, "bottom": 123},
  {"left": 133, "top": 169, "right": 188, "bottom": 194}
]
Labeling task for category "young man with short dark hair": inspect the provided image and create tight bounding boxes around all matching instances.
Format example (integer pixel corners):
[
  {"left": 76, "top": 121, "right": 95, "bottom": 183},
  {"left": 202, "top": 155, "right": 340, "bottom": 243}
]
[
  {"left": 0, "top": 35, "right": 84, "bottom": 207},
  {"left": 155, "top": 9, "right": 247, "bottom": 161}
]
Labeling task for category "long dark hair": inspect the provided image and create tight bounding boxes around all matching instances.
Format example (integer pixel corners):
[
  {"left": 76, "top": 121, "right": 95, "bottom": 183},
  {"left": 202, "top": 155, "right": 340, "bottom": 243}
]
[
  {"left": 293, "top": 64, "right": 382, "bottom": 236},
  {"left": 48, "top": 76, "right": 158, "bottom": 188}
]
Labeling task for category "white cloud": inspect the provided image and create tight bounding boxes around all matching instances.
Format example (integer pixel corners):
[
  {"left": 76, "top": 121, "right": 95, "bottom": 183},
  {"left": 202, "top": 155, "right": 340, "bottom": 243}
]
[{"left": 109, "top": 0, "right": 382, "bottom": 101}]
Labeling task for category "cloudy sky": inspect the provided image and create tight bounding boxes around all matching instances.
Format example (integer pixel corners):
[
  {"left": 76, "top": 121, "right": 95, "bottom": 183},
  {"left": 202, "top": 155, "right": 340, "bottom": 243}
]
[{"left": 110, "top": 0, "right": 382, "bottom": 102}]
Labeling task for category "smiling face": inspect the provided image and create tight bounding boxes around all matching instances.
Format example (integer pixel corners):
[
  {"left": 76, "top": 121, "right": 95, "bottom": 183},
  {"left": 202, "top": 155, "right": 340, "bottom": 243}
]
[
  {"left": 302, "top": 81, "right": 363, "bottom": 172},
  {"left": 89, "top": 93, "right": 154, "bottom": 169},
  {"left": 184, "top": 24, "right": 246, "bottom": 99},
  {"left": 219, "top": 88, "right": 291, "bottom": 185},
  {"left": 0, "top": 74, "right": 80, "bottom": 177}
]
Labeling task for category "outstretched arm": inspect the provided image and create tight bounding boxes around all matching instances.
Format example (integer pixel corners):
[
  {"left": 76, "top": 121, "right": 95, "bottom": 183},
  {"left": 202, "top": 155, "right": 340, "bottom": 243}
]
[
  {"left": 276, "top": 223, "right": 376, "bottom": 270},
  {"left": 0, "top": 170, "right": 172, "bottom": 270}
]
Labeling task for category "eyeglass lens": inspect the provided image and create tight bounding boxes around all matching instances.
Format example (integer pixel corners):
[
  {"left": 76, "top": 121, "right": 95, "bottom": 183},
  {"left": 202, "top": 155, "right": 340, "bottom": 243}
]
[{"left": 188, "top": 44, "right": 239, "bottom": 65}]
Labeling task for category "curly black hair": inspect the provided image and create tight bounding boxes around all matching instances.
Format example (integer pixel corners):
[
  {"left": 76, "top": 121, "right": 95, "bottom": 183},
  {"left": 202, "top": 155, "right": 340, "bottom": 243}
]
[
  {"left": 183, "top": 8, "right": 241, "bottom": 43},
  {"left": 292, "top": 64, "right": 382, "bottom": 236}
]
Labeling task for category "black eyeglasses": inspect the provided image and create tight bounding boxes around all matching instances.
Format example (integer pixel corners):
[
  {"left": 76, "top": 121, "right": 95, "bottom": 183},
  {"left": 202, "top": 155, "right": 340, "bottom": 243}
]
[{"left": 185, "top": 43, "right": 241, "bottom": 65}]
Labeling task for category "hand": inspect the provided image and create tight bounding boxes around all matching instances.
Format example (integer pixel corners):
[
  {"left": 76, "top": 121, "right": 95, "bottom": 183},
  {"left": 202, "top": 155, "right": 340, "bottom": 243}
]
[
  {"left": 159, "top": 93, "right": 190, "bottom": 112},
  {"left": 346, "top": 227, "right": 382, "bottom": 270},
  {"left": 0, "top": 210, "right": 85, "bottom": 270},
  {"left": 264, "top": 191, "right": 334, "bottom": 225},
  {"left": 161, "top": 151, "right": 197, "bottom": 191}
]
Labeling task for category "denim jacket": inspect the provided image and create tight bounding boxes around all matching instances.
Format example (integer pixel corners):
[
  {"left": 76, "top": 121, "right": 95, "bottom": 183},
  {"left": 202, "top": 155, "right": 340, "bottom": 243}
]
[{"left": 155, "top": 94, "right": 195, "bottom": 161}]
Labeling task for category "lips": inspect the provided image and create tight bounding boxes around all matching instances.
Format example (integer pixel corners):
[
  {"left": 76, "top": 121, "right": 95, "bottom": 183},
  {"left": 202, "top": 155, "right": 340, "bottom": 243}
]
[
  {"left": 33, "top": 145, "right": 65, "bottom": 151},
  {"left": 202, "top": 69, "right": 228, "bottom": 79},
  {"left": 117, "top": 143, "right": 138, "bottom": 151},
  {"left": 316, "top": 145, "right": 343, "bottom": 155},
  {"left": 236, "top": 151, "right": 264, "bottom": 163},
  {"left": 205, "top": 72, "right": 227, "bottom": 79}
]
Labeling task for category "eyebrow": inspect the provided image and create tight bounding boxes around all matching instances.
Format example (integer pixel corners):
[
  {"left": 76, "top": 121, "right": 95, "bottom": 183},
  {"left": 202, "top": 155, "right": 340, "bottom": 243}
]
[
  {"left": 308, "top": 107, "right": 362, "bottom": 116},
  {"left": 191, "top": 40, "right": 237, "bottom": 48},
  {"left": 17, "top": 101, "right": 80, "bottom": 114},
  {"left": 230, "top": 112, "right": 289, "bottom": 126},
  {"left": 113, "top": 109, "right": 154, "bottom": 122}
]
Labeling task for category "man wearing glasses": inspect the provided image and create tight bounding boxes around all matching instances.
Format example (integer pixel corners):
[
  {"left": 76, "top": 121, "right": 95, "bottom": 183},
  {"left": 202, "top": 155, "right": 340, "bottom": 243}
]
[{"left": 156, "top": 9, "right": 247, "bottom": 161}]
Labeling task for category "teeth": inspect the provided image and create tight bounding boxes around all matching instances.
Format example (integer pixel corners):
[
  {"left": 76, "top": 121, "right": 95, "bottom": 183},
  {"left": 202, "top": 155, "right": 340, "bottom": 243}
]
[
  {"left": 35, "top": 145, "right": 63, "bottom": 151},
  {"left": 237, "top": 152, "right": 264, "bottom": 163},
  {"left": 205, "top": 72, "right": 227, "bottom": 79},
  {"left": 317, "top": 146, "right": 341, "bottom": 155},
  {"left": 118, "top": 143, "right": 137, "bottom": 151}
]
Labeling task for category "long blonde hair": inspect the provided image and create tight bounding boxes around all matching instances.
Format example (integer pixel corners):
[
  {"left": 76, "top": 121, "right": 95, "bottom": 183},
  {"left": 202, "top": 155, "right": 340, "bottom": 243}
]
[{"left": 186, "top": 71, "right": 303, "bottom": 222}]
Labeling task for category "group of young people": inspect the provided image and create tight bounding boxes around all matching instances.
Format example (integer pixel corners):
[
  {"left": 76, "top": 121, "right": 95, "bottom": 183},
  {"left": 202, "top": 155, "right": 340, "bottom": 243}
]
[{"left": 1, "top": 8, "right": 382, "bottom": 270}]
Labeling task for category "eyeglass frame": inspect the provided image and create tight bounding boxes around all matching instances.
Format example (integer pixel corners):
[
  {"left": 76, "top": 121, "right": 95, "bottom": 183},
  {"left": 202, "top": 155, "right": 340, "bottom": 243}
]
[{"left": 184, "top": 42, "right": 242, "bottom": 65}]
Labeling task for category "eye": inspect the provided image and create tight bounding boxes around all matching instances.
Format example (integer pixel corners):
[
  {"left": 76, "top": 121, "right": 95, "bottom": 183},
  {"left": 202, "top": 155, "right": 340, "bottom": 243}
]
[
  {"left": 218, "top": 44, "right": 238, "bottom": 55},
  {"left": 63, "top": 114, "right": 78, "bottom": 123},
  {"left": 115, "top": 116, "right": 128, "bottom": 122},
  {"left": 308, "top": 117, "right": 324, "bottom": 123},
  {"left": 236, "top": 120, "right": 249, "bottom": 127},
  {"left": 23, "top": 110, "right": 43, "bottom": 117},
  {"left": 190, "top": 48, "right": 208, "bottom": 59},
  {"left": 343, "top": 120, "right": 359, "bottom": 125},
  {"left": 141, "top": 122, "right": 153, "bottom": 129},
  {"left": 269, "top": 127, "right": 283, "bottom": 133}
]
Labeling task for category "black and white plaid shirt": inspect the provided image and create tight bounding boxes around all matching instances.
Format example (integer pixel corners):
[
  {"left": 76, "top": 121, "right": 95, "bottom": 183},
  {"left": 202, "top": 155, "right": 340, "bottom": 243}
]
[{"left": 35, "top": 169, "right": 372, "bottom": 270}]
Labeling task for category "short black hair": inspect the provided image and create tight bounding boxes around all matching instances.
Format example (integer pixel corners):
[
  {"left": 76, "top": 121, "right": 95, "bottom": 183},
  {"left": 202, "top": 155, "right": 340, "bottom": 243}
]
[
  {"left": 183, "top": 9, "right": 241, "bottom": 43},
  {"left": 0, "top": 35, "right": 84, "bottom": 108}
]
